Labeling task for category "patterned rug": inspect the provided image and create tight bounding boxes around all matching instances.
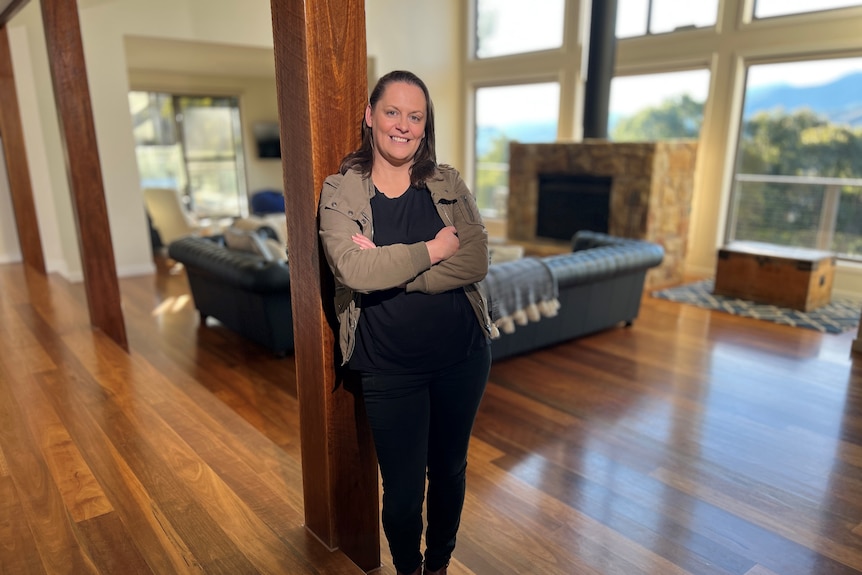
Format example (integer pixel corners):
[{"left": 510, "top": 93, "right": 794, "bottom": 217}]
[{"left": 651, "top": 279, "right": 862, "bottom": 334}]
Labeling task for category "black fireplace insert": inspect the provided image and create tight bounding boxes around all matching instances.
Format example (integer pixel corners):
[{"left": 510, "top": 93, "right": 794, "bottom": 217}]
[{"left": 536, "top": 173, "right": 612, "bottom": 241}]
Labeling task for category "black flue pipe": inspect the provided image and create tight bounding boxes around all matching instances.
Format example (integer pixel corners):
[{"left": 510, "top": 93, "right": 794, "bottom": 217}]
[{"left": 583, "top": 0, "right": 619, "bottom": 139}]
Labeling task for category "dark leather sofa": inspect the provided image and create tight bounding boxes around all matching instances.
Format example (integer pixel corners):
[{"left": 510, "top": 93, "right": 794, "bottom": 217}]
[
  {"left": 168, "top": 235, "right": 294, "bottom": 356},
  {"left": 168, "top": 231, "right": 663, "bottom": 360}
]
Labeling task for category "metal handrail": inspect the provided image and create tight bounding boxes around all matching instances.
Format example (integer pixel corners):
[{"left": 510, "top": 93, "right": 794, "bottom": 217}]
[
  {"left": 731, "top": 173, "right": 861, "bottom": 253},
  {"left": 735, "top": 173, "right": 862, "bottom": 187}
]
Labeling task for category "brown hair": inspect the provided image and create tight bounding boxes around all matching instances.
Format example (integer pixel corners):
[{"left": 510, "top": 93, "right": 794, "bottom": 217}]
[{"left": 339, "top": 70, "right": 437, "bottom": 186}]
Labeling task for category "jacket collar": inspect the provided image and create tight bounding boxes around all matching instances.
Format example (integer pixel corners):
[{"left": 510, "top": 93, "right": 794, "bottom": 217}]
[{"left": 334, "top": 165, "right": 454, "bottom": 209}]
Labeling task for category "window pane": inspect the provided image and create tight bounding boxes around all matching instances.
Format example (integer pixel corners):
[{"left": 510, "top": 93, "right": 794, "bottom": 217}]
[
  {"left": 755, "top": 0, "right": 862, "bottom": 19},
  {"left": 616, "top": 0, "right": 648, "bottom": 38},
  {"left": 474, "top": 83, "right": 559, "bottom": 216},
  {"left": 177, "top": 97, "right": 246, "bottom": 218},
  {"left": 129, "top": 92, "right": 248, "bottom": 220},
  {"left": 476, "top": 0, "right": 564, "bottom": 58},
  {"left": 730, "top": 58, "right": 862, "bottom": 260},
  {"left": 129, "top": 92, "right": 186, "bottom": 191},
  {"left": 608, "top": 70, "right": 709, "bottom": 141},
  {"left": 616, "top": 0, "right": 717, "bottom": 38},
  {"left": 650, "top": 0, "right": 718, "bottom": 33}
]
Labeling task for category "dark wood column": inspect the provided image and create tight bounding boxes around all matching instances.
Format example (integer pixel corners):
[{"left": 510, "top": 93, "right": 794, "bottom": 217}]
[
  {"left": 269, "top": 0, "right": 379, "bottom": 571},
  {"left": 39, "top": 0, "right": 127, "bottom": 350},
  {"left": 0, "top": 23, "right": 45, "bottom": 274}
]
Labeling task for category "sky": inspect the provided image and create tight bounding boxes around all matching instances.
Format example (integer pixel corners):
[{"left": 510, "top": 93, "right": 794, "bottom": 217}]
[{"left": 747, "top": 57, "right": 862, "bottom": 88}]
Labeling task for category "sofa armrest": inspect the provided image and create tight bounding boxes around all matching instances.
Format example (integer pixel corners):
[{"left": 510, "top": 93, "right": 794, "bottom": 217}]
[{"left": 168, "top": 236, "right": 291, "bottom": 293}]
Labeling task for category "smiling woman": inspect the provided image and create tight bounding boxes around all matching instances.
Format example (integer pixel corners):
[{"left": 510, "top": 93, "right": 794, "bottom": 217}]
[{"left": 318, "top": 70, "right": 494, "bottom": 575}]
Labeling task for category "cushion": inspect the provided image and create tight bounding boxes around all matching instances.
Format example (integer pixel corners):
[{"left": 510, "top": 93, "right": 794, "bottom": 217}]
[
  {"left": 224, "top": 226, "right": 267, "bottom": 254},
  {"left": 224, "top": 226, "right": 287, "bottom": 262},
  {"left": 263, "top": 238, "right": 288, "bottom": 262}
]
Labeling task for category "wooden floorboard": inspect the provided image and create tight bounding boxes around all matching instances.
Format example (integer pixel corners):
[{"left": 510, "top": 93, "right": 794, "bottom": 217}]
[{"left": 1, "top": 258, "right": 861, "bottom": 574}]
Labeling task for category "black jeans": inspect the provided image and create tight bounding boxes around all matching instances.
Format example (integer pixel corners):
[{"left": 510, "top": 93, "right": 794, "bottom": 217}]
[{"left": 360, "top": 345, "right": 491, "bottom": 574}]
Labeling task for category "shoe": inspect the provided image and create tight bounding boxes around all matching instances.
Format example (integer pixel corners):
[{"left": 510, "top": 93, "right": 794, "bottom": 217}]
[
  {"left": 396, "top": 567, "right": 421, "bottom": 575},
  {"left": 423, "top": 565, "right": 448, "bottom": 575}
]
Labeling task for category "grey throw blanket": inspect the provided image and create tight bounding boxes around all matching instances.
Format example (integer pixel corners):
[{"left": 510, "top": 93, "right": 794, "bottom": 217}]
[{"left": 481, "top": 257, "right": 560, "bottom": 339}]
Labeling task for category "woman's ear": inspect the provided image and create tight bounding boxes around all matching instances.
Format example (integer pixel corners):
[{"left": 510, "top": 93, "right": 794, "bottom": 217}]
[{"left": 364, "top": 104, "right": 373, "bottom": 127}]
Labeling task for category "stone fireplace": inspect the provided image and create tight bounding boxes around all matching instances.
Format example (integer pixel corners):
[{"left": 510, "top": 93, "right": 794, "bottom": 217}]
[{"left": 507, "top": 140, "right": 698, "bottom": 288}]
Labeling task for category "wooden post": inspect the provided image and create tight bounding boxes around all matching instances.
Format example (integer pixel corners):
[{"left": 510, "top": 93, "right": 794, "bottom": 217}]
[
  {"left": 40, "top": 0, "right": 127, "bottom": 350},
  {"left": 0, "top": 23, "right": 45, "bottom": 274},
  {"left": 269, "top": 0, "right": 379, "bottom": 571},
  {"left": 853, "top": 315, "right": 862, "bottom": 355}
]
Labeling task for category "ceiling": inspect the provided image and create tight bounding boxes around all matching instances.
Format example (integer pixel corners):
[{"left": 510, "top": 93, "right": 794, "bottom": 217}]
[{"left": 123, "top": 36, "right": 277, "bottom": 79}]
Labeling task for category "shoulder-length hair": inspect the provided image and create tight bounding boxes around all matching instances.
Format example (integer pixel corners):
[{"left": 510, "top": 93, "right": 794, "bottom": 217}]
[{"left": 339, "top": 70, "right": 437, "bottom": 187}]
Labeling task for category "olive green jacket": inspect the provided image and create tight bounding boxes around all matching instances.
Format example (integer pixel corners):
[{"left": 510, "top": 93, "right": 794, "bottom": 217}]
[{"left": 318, "top": 165, "right": 492, "bottom": 365}]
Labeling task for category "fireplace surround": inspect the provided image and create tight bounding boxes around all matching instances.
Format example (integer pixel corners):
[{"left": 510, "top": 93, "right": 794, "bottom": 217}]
[{"left": 507, "top": 140, "right": 697, "bottom": 288}]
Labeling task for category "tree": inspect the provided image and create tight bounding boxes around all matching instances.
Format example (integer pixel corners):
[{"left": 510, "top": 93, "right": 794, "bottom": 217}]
[
  {"left": 736, "top": 108, "right": 862, "bottom": 252},
  {"left": 611, "top": 94, "right": 703, "bottom": 141}
]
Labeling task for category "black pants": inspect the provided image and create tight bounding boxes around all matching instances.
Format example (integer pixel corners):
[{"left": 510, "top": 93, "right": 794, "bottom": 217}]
[{"left": 360, "top": 345, "right": 491, "bottom": 574}]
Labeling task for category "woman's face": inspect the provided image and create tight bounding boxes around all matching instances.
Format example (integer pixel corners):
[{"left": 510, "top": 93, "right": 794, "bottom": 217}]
[{"left": 365, "top": 81, "right": 427, "bottom": 169}]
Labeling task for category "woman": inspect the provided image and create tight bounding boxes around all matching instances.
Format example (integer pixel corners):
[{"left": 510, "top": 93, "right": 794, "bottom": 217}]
[{"left": 318, "top": 70, "right": 493, "bottom": 575}]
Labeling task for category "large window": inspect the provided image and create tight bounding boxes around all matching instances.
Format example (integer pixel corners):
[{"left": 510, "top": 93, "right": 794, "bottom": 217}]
[
  {"left": 754, "top": 0, "right": 862, "bottom": 19},
  {"left": 616, "top": 0, "right": 718, "bottom": 38},
  {"left": 474, "top": 83, "right": 560, "bottom": 217},
  {"left": 129, "top": 92, "right": 247, "bottom": 220},
  {"left": 728, "top": 57, "right": 862, "bottom": 260},
  {"left": 608, "top": 69, "right": 710, "bottom": 141},
  {"left": 475, "top": 0, "right": 564, "bottom": 58}
]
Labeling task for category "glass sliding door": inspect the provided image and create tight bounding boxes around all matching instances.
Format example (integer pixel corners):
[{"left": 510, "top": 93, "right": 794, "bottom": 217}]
[
  {"left": 129, "top": 92, "right": 247, "bottom": 221},
  {"left": 176, "top": 96, "right": 246, "bottom": 219}
]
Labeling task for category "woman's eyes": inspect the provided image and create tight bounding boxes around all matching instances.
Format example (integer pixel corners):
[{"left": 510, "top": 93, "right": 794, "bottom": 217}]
[{"left": 383, "top": 110, "right": 423, "bottom": 123}]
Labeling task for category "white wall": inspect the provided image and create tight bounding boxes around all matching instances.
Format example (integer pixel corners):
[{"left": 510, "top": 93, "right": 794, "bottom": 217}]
[{"left": 366, "top": 0, "right": 462, "bottom": 167}]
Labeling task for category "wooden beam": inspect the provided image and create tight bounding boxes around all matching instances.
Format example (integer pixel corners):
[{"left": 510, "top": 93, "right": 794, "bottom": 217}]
[
  {"left": 40, "top": 0, "right": 127, "bottom": 350},
  {"left": 269, "top": 0, "right": 379, "bottom": 571},
  {"left": 0, "top": 24, "right": 45, "bottom": 273},
  {"left": 853, "top": 316, "right": 862, "bottom": 355}
]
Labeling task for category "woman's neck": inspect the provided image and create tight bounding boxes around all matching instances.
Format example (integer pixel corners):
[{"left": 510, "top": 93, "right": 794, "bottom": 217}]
[{"left": 371, "top": 163, "right": 412, "bottom": 198}]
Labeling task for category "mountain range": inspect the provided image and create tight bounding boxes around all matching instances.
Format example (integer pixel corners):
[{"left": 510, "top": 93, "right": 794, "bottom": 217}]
[
  {"left": 476, "top": 72, "right": 862, "bottom": 156},
  {"left": 743, "top": 71, "right": 862, "bottom": 125}
]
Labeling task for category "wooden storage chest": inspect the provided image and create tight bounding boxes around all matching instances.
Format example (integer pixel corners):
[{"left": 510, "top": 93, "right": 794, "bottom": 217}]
[{"left": 714, "top": 241, "right": 835, "bottom": 311}]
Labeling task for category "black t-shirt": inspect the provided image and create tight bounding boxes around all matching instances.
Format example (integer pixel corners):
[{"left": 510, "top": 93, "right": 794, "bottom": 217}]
[{"left": 349, "top": 186, "right": 487, "bottom": 374}]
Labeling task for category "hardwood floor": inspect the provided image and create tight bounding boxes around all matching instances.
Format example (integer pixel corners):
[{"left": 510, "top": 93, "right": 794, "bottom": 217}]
[{"left": 1, "top": 258, "right": 861, "bottom": 574}]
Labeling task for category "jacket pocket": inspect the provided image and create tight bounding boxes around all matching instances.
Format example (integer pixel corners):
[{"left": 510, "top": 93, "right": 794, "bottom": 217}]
[{"left": 457, "top": 194, "right": 480, "bottom": 224}]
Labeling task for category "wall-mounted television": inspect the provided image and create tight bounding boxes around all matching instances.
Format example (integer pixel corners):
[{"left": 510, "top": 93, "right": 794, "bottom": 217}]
[{"left": 253, "top": 122, "right": 281, "bottom": 159}]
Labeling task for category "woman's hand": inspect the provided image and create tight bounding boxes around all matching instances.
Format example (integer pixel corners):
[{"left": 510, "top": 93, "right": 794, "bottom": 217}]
[
  {"left": 352, "top": 233, "right": 376, "bottom": 250},
  {"left": 426, "top": 226, "right": 460, "bottom": 264}
]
